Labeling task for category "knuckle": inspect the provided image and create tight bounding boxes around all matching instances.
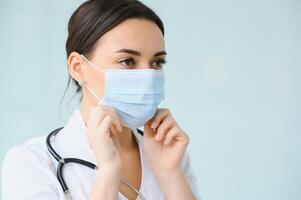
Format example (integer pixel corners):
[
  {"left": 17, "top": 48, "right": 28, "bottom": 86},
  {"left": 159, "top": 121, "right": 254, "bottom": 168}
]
[
  {"left": 155, "top": 109, "right": 164, "bottom": 116},
  {"left": 106, "top": 115, "right": 113, "bottom": 121},
  {"left": 173, "top": 126, "right": 179, "bottom": 131},
  {"left": 157, "top": 108, "right": 163, "bottom": 112},
  {"left": 98, "top": 105, "right": 106, "bottom": 112},
  {"left": 164, "top": 108, "right": 171, "bottom": 114},
  {"left": 167, "top": 116, "right": 175, "bottom": 124}
]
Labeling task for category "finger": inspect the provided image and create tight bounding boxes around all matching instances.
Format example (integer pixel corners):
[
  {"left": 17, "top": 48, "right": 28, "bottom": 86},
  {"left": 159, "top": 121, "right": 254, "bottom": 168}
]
[
  {"left": 104, "top": 107, "right": 123, "bottom": 132},
  {"left": 155, "top": 116, "right": 175, "bottom": 141},
  {"left": 102, "top": 105, "right": 118, "bottom": 115},
  {"left": 150, "top": 109, "right": 170, "bottom": 130},
  {"left": 163, "top": 126, "right": 179, "bottom": 146},
  {"left": 100, "top": 107, "right": 123, "bottom": 132},
  {"left": 144, "top": 123, "right": 156, "bottom": 139},
  {"left": 97, "top": 115, "right": 113, "bottom": 137},
  {"left": 145, "top": 117, "right": 154, "bottom": 126}
]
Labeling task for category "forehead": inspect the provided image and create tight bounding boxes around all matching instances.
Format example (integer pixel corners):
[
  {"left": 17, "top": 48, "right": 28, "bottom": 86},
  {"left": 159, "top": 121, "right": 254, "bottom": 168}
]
[{"left": 94, "top": 18, "right": 165, "bottom": 56}]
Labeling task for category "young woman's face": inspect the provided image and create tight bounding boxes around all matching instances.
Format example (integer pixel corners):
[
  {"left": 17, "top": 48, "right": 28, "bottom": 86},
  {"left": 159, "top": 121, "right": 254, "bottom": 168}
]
[{"left": 69, "top": 18, "right": 166, "bottom": 103}]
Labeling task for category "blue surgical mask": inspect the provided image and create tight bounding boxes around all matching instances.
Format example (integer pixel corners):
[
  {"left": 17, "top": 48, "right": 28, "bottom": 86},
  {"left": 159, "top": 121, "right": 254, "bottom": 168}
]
[{"left": 80, "top": 54, "right": 165, "bottom": 128}]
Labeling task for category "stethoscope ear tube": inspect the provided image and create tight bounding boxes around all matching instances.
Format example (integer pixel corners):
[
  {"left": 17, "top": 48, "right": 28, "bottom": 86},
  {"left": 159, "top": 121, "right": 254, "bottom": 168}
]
[{"left": 46, "top": 127, "right": 64, "bottom": 161}]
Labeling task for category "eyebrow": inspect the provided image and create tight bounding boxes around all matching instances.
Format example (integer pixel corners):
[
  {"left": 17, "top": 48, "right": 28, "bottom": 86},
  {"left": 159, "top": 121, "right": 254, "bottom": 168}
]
[{"left": 114, "top": 49, "right": 167, "bottom": 57}]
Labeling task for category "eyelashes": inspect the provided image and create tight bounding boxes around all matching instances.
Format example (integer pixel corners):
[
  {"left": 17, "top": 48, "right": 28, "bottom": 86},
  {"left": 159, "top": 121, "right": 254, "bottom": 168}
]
[
  {"left": 152, "top": 58, "right": 167, "bottom": 68},
  {"left": 118, "top": 57, "right": 136, "bottom": 66},
  {"left": 117, "top": 57, "right": 167, "bottom": 69}
]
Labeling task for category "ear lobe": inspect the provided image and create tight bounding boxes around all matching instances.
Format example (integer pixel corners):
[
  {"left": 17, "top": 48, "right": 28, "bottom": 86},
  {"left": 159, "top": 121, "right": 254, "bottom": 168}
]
[{"left": 78, "top": 80, "right": 84, "bottom": 86}]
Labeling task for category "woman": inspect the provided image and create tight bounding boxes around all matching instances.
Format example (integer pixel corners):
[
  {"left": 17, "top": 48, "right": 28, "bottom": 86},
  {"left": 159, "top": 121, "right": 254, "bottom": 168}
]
[{"left": 2, "top": 0, "right": 200, "bottom": 199}]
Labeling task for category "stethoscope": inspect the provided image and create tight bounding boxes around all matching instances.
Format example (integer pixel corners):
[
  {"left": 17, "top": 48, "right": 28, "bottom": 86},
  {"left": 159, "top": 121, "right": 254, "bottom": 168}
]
[{"left": 46, "top": 127, "right": 147, "bottom": 200}]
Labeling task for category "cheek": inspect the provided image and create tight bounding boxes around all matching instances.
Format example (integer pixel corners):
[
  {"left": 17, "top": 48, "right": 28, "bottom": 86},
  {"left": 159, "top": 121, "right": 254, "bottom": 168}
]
[{"left": 87, "top": 71, "right": 105, "bottom": 97}]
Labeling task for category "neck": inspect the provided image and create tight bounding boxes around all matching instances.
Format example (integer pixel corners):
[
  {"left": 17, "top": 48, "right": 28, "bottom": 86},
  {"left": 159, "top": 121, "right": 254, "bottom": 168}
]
[{"left": 80, "top": 98, "right": 137, "bottom": 151}]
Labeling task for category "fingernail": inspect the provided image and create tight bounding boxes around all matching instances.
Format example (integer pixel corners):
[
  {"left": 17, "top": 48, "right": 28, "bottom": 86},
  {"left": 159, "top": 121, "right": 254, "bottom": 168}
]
[{"left": 151, "top": 123, "right": 156, "bottom": 129}]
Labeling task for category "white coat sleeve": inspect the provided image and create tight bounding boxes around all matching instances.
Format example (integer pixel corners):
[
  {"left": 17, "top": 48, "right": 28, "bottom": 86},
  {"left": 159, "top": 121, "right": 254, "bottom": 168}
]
[
  {"left": 181, "top": 150, "right": 202, "bottom": 200},
  {"left": 1, "top": 145, "right": 60, "bottom": 200}
]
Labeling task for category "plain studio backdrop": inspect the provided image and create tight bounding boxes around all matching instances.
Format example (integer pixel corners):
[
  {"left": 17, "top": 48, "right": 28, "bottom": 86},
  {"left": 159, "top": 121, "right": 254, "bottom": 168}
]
[{"left": 0, "top": 0, "right": 300, "bottom": 200}]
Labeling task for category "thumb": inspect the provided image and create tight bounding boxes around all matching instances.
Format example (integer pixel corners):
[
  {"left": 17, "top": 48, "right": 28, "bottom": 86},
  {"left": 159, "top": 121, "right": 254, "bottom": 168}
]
[{"left": 144, "top": 122, "right": 155, "bottom": 139}]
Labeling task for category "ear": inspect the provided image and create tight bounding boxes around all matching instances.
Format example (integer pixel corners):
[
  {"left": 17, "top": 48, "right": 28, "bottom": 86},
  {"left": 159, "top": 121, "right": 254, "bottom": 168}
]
[{"left": 67, "top": 52, "right": 86, "bottom": 82}]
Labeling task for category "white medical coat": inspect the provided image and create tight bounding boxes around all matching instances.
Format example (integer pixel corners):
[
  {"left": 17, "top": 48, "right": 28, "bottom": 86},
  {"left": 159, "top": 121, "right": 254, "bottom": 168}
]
[{"left": 2, "top": 109, "right": 201, "bottom": 200}]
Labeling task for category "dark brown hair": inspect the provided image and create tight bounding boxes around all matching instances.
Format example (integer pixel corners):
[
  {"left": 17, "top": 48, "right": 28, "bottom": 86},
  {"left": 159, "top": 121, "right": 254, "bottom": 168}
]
[{"left": 64, "top": 0, "right": 164, "bottom": 96}]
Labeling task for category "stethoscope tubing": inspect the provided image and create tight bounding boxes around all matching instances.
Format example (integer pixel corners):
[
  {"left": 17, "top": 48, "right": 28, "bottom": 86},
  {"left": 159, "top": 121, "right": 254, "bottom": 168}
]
[
  {"left": 46, "top": 127, "right": 97, "bottom": 198},
  {"left": 46, "top": 127, "right": 147, "bottom": 200}
]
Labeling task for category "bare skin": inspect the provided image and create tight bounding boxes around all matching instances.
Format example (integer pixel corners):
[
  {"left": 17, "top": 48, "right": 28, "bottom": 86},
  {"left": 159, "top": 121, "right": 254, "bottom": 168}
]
[{"left": 68, "top": 18, "right": 196, "bottom": 200}]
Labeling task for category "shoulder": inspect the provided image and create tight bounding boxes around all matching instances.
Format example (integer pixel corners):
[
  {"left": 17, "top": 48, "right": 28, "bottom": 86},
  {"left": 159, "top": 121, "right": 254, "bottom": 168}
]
[
  {"left": 2, "top": 134, "right": 54, "bottom": 178},
  {"left": 1, "top": 134, "right": 60, "bottom": 199}
]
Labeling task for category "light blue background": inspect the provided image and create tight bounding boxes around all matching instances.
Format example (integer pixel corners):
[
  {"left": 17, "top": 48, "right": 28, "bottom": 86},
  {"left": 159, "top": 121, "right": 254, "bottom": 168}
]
[{"left": 0, "top": 0, "right": 300, "bottom": 199}]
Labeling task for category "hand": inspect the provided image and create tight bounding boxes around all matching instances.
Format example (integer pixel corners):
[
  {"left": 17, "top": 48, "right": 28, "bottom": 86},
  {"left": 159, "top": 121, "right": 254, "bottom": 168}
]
[
  {"left": 143, "top": 108, "right": 190, "bottom": 174},
  {"left": 143, "top": 109, "right": 197, "bottom": 200},
  {"left": 86, "top": 105, "right": 123, "bottom": 174}
]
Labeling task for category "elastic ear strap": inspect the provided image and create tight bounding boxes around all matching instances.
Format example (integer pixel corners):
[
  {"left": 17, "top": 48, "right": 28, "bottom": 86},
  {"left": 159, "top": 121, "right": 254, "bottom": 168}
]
[
  {"left": 80, "top": 54, "right": 104, "bottom": 73},
  {"left": 83, "top": 83, "right": 100, "bottom": 101},
  {"left": 78, "top": 80, "right": 100, "bottom": 102}
]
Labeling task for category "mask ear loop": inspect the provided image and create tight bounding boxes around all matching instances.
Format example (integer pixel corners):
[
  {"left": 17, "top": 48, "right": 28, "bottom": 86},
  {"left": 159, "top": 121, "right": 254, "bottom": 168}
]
[
  {"left": 79, "top": 54, "right": 106, "bottom": 106},
  {"left": 78, "top": 80, "right": 99, "bottom": 99},
  {"left": 80, "top": 54, "right": 105, "bottom": 73}
]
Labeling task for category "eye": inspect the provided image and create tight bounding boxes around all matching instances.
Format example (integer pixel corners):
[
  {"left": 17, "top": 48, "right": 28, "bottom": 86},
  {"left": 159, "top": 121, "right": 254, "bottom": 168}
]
[
  {"left": 118, "top": 57, "right": 136, "bottom": 68},
  {"left": 151, "top": 58, "right": 167, "bottom": 69}
]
